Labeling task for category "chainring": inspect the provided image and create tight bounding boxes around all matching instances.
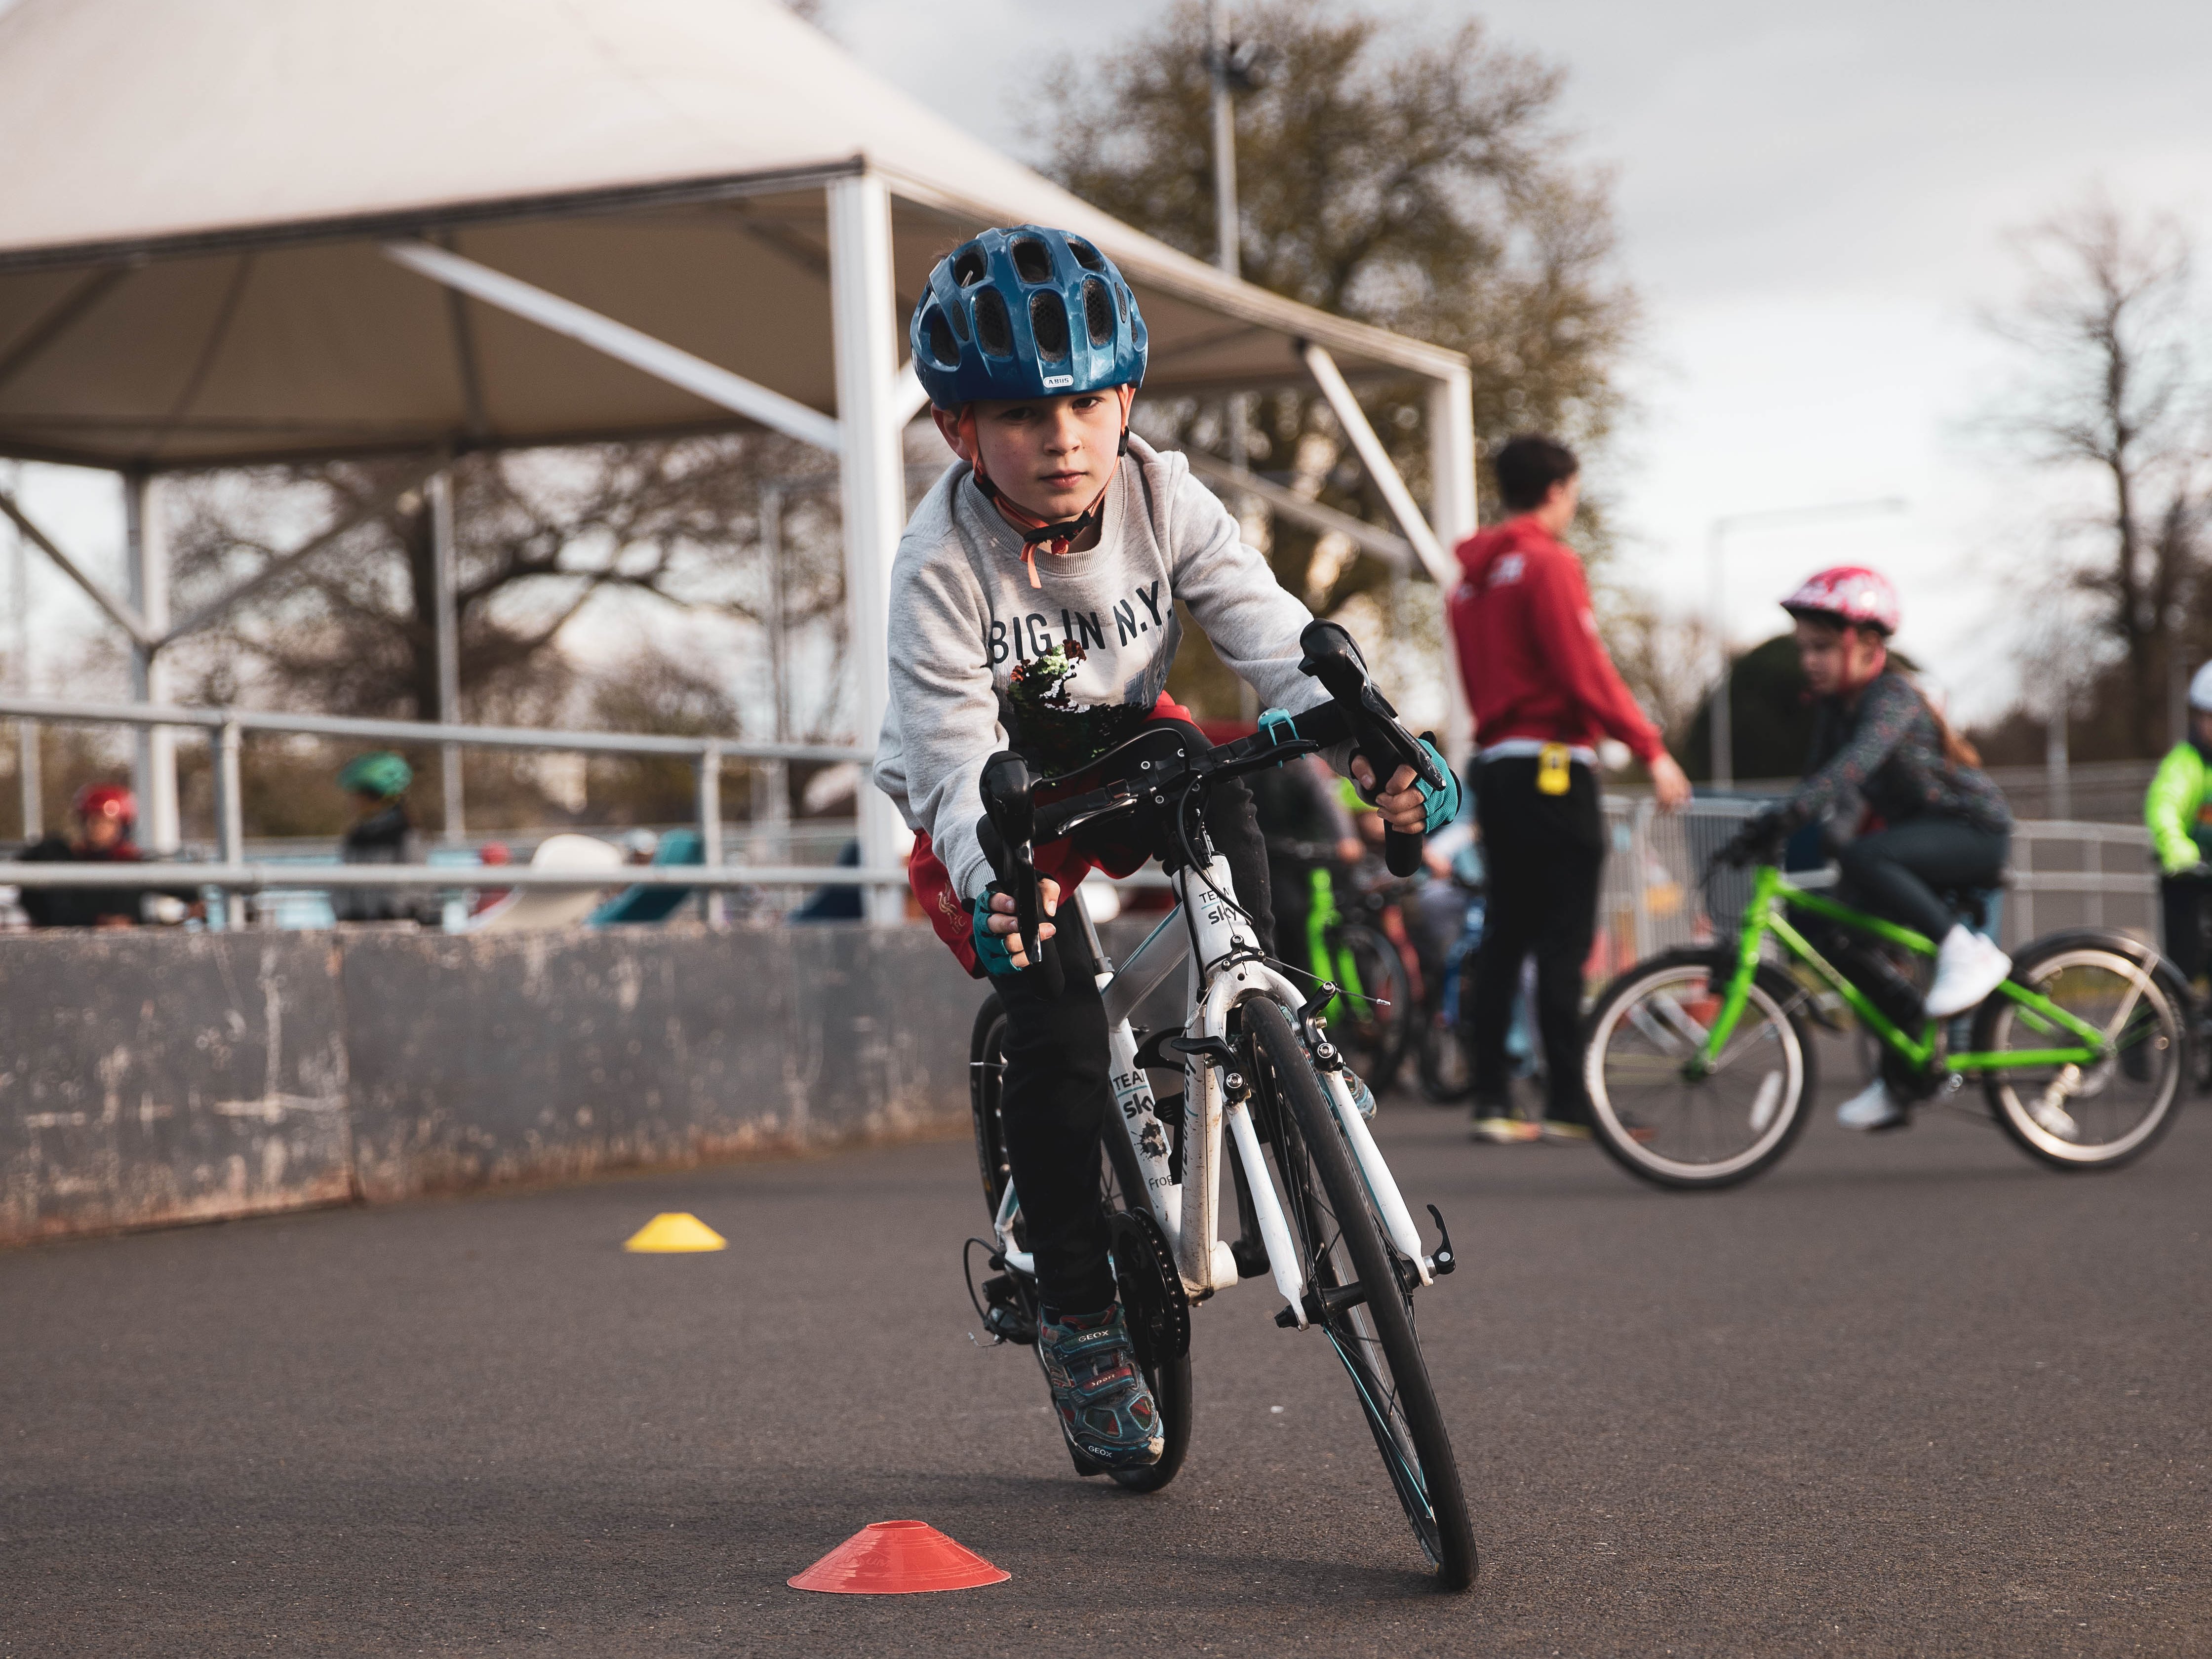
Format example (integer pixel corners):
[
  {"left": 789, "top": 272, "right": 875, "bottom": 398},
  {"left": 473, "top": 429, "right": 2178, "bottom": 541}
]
[{"left": 1106, "top": 1208, "right": 1190, "bottom": 1364}]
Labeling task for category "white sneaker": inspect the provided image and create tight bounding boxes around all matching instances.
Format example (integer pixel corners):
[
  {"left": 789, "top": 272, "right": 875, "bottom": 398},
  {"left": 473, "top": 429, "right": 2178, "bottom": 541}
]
[
  {"left": 1836, "top": 1077, "right": 1909, "bottom": 1131},
  {"left": 1925, "top": 926, "right": 2011, "bottom": 1019},
  {"left": 2027, "top": 1095, "right": 2082, "bottom": 1142}
]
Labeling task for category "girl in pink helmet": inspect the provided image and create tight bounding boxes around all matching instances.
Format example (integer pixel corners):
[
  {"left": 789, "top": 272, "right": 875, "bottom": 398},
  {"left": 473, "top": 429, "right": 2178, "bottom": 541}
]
[{"left": 1730, "top": 566, "right": 2016, "bottom": 1133}]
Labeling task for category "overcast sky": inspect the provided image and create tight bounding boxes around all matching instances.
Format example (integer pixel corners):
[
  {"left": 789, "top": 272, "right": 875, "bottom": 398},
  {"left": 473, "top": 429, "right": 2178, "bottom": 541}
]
[
  {"left": 8, "top": 0, "right": 2211, "bottom": 726},
  {"left": 822, "top": 0, "right": 2212, "bottom": 719}
]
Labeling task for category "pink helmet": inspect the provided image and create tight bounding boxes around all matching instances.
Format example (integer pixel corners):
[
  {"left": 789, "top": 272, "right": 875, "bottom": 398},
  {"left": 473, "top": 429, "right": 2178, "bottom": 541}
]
[{"left": 1781, "top": 565, "right": 1900, "bottom": 635}]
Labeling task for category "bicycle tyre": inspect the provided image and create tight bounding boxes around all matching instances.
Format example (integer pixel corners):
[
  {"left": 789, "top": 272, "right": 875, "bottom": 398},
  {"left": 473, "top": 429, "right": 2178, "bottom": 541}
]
[
  {"left": 1970, "top": 930, "right": 2187, "bottom": 1172},
  {"left": 1582, "top": 948, "right": 1816, "bottom": 1190},
  {"left": 1416, "top": 1009, "right": 1475, "bottom": 1103},
  {"left": 1331, "top": 922, "right": 1413, "bottom": 1092},
  {"left": 969, "top": 992, "right": 1193, "bottom": 1493},
  {"left": 1241, "top": 995, "right": 1475, "bottom": 1589}
]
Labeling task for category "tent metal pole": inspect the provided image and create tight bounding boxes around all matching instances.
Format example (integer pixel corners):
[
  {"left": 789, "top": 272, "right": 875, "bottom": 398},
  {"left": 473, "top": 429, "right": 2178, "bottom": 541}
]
[
  {"left": 1427, "top": 368, "right": 1478, "bottom": 768},
  {"left": 428, "top": 469, "right": 464, "bottom": 841},
  {"left": 0, "top": 487, "right": 152, "bottom": 647},
  {"left": 1301, "top": 345, "right": 1452, "bottom": 585},
  {"left": 382, "top": 240, "right": 843, "bottom": 455},
  {"left": 1182, "top": 449, "right": 1412, "bottom": 569},
  {"left": 123, "top": 472, "right": 180, "bottom": 853},
  {"left": 828, "top": 171, "right": 907, "bottom": 925},
  {"left": 7, "top": 466, "right": 37, "bottom": 839}
]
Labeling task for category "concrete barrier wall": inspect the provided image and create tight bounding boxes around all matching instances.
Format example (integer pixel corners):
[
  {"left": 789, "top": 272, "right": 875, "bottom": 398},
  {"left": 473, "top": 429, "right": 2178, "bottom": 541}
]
[{"left": 0, "top": 923, "right": 984, "bottom": 1245}]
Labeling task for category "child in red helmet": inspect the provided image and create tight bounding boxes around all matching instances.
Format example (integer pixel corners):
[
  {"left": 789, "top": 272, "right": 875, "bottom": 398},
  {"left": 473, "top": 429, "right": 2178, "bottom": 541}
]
[{"left": 17, "top": 783, "right": 152, "bottom": 928}]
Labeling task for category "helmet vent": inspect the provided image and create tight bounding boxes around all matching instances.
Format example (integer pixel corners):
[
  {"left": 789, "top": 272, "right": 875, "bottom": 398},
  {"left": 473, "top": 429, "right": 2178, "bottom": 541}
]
[
  {"left": 1009, "top": 237, "right": 1054, "bottom": 284},
  {"left": 1068, "top": 239, "right": 1107, "bottom": 274},
  {"left": 973, "top": 287, "right": 1014, "bottom": 356},
  {"left": 945, "top": 298, "right": 969, "bottom": 342},
  {"left": 1030, "top": 292, "right": 1070, "bottom": 362},
  {"left": 1115, "top": 282, "right": 1129, "bottom": 324},
  {"left": 951, "top": 246, "right": 988, "bottom": 288},
  {"left": 1081, "top": 278, "right": 1113, "bottom": 347},
  {"left": 922, "top": 308, "right": 959, "bottom": 369}
]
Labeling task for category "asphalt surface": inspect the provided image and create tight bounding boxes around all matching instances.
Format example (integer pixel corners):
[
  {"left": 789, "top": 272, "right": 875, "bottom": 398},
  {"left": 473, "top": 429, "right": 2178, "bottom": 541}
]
[{"left": 4, "top": 1056, "right": 2208, "bottom": 1657}]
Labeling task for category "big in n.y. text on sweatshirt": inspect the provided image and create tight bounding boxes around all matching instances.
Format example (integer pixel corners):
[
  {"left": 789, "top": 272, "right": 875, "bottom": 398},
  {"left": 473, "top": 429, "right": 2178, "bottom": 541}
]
[{"left": 872, "top": 434, "right": 1334, "bottom": 908}]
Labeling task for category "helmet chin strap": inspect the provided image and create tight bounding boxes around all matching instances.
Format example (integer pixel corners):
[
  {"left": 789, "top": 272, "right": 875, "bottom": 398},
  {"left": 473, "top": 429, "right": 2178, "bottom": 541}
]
[{"left": 959, "top": 386, "right": 1136, "bottom": 589}]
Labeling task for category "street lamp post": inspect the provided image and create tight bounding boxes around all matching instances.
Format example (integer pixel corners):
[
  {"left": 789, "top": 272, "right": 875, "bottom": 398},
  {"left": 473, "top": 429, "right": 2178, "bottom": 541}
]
[{"left": 1708, "top": 497, "right": 1907, "bottom": 790}]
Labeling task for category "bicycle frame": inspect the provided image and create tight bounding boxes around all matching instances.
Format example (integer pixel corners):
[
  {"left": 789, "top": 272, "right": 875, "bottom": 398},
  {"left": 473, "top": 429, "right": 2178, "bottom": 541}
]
[
  {"left": 990, "top": 856, "right": 1440, "bottom": 1327},
  {"left": 1694, "top": 864, "right": 2113, "bottom": 1077}
]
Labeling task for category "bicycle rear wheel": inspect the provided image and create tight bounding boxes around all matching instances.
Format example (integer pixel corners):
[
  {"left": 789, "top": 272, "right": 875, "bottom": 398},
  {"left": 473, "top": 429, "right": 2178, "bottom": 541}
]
[
  {"left": 1971, "top": 934, "right": 2185, "bottom": 1170},
  {"left": 1583, "top": 949, "right": 1815, "bottom": 1189},
  {"left": 1331, "top": 923, "right": 1412, "bottom": 1092},
  {"left": 970, "top": 993, "right": 1193, "bottom": 1492},
  {"left": 1241, "top": 995, "right": 1474, "bottom": 1589}
]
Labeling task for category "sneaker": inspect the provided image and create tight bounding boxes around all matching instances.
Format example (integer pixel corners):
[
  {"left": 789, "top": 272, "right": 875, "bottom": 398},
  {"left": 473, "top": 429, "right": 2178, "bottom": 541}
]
[
  {"left": 1835, "top": 1077, "right": 1910, "bottom": 1131},
  {"left": 1926, "top": 926, "right": 2011, "bottom": 1019},
  {"left": 2027, "top": 1094, "right": 2082, "bottom": 1142},
  {"left": 1537, "top": 1119, "right": 1593, "bottom": 1144},
  {"left": 1471, "top": 1109, "right": 1540, "bottom": 1144},
  {"left": 1034, "top": 1303, "right": 1162, "bottom": 1471}
]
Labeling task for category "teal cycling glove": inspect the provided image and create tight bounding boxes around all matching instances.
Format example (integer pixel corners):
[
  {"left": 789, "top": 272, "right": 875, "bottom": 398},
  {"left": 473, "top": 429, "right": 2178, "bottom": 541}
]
[
  {"left": 971, "top": 888, "right": 1022, "bottom": 977},
  {"left": 1411, "top": 736, "right": 1461, "bottom": 834}
]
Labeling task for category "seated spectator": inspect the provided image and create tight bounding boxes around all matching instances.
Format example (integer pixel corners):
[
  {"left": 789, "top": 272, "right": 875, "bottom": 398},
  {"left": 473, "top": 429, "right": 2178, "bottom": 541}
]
[
  {"left": 333, "top": 751, "right": 427, "bottom": 924},
  {"left": 18, "top": 783, "right": 196, "bottom": 928}
]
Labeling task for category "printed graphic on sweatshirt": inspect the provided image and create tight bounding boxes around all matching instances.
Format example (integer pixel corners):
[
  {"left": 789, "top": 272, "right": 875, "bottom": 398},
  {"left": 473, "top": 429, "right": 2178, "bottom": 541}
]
[{"left": 982, "top": 580, "right": 1178, "bottom": 773}]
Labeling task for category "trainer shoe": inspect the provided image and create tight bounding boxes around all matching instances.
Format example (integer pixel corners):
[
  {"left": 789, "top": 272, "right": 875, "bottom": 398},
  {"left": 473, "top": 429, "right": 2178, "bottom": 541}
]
[
  {"left": 1835, "top": 1077, "right": 1910, "bottom": 1131},
  {"left": 1537, "top": 1119, "right": 1593, "bottom": 1144},
  {"left": 1926, "top": 926, "right": 2011, "bottom": 1019},
  {"left": 2027, "top": 1094, "right": 2082, "bottom": 1142},
  {"left": 1471, "top": 1106, "right": 1540, "bottom": 1144},
  {"left": 1034, "top": 1303, "right": 1162, "bottom": 1471}
]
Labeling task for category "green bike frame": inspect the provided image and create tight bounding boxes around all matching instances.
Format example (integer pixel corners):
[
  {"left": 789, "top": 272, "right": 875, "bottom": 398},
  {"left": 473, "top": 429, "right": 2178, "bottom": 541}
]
[
  {"left": 1304, "top": 867, "right": 1367, "bottom": 1026},
  {"left": 1691, "top": 864, "right": 2111, "bottom": 1079}
]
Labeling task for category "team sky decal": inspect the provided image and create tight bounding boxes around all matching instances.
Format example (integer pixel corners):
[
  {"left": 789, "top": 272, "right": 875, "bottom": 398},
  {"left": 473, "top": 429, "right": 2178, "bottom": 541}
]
[{"left": 983, "top": 579, "right": 1169, "bottom": 668}]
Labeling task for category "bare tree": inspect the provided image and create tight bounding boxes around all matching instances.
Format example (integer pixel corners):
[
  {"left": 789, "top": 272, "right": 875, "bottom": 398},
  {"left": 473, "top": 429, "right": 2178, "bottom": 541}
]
[
  {"left": 1981, "top": 193, "right": 2206, "bottom": 756},
  {"left": 1029, "top": 0, "right": 1637, "bottom": 647},
  {"left": 165, "top": 434, "right": 847, "bottom": 727}
]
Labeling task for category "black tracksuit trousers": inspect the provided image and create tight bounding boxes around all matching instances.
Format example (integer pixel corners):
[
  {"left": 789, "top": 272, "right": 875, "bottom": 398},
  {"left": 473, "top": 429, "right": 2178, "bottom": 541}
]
[
  {"left": 991, "top": 733, "right": 1272, "bottom": 1316},
  {"left": 1467, "top": 756, "right": 1604, "bottom": 1122}
]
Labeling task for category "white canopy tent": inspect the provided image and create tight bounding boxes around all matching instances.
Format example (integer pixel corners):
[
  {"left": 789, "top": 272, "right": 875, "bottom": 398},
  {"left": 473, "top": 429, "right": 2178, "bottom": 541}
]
[{"left": 0, "top": 0, "right": 1474, "bottom": 904}]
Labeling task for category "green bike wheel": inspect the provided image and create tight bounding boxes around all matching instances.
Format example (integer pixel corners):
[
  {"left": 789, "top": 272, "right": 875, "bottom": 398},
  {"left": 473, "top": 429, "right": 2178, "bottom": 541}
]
[
  {"left": 1583, "top": 948, "right": 1816, "bottom": 1189},
  {"left": 1971, "top": 931, "right": 2186, "bottom": 1171}
]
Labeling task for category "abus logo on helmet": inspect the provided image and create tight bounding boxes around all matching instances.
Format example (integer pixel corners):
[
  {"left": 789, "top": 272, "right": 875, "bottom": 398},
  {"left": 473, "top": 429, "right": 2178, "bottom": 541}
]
[{"left": 1043, "top": 374, "right": 1073, "bottom": 389}]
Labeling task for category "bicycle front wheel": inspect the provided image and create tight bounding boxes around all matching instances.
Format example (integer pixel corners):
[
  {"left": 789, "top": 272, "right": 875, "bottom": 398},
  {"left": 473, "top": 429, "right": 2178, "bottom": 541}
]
[
  {"left": 1242, "top": 996, "right": 1475, "bottom": 1590},
  {"left": 1583, "top": 950, "right": 1815, "bottom": 1189},
  {"left": 1972, "top": 935, "right": 2185, "bottom": 1170}
]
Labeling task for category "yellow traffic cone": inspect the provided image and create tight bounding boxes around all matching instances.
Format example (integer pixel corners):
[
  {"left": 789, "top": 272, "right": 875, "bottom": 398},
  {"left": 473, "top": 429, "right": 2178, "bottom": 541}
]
[{"left": 623, "top": 1212, "right": 727, "bottom": 1253}]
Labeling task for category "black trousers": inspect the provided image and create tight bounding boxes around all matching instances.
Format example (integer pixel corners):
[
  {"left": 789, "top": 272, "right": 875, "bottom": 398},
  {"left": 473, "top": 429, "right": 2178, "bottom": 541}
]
[
  {"left": 1834, "top": 819, "right": 2008, "bottom": 943},
  {"left": 993, "top": 726, "right": 1272, "bottom": 1316},
  {"left": 1468, "top": 756, "right": 1603, "bottom": 1121},
  {"left": 2161, "top": 876, "right": 2210, "bottom": 984}
]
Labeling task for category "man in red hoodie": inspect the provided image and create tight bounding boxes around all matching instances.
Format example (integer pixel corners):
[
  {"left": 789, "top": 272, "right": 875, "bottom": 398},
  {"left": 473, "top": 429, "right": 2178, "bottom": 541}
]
[{"left": 1450, "top": 435, "right": 1691, "bottom": 1142}]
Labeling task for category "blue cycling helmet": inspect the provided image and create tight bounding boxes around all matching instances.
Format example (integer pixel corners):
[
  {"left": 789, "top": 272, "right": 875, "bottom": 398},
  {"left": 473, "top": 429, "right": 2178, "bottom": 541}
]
[{"left": 910, "top": 226, "right": 1147, "bottom": 411}]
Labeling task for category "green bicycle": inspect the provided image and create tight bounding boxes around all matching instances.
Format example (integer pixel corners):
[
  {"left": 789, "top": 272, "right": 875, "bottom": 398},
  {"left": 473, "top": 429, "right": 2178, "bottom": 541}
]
[{"left": 1581, "top": 846, "right": 2189, "bottom": 1189}]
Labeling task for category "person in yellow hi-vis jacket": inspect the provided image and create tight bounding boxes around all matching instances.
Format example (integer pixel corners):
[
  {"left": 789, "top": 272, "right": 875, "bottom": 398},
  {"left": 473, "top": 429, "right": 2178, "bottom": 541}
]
[{"left": 2145, "top": 663, "right": 2212, "bottom": 989}]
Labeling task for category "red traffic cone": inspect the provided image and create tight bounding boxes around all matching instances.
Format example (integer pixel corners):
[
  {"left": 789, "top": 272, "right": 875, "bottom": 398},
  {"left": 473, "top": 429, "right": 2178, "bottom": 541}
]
[{"left": 787, "top": 1520, "right": 1010, "bottom": 1594}]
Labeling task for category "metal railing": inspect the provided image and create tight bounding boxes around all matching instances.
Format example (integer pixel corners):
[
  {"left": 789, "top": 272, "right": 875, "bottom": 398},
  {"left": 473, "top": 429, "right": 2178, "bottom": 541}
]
[{"left": 0, "top": 693, "right": 877, "bottom": 899}]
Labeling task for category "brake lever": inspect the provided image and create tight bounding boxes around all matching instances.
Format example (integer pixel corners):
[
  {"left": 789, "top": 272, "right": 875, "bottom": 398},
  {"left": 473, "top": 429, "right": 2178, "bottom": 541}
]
[{"left": 979, "top": 751, "right": 1064, "bottom": 996}]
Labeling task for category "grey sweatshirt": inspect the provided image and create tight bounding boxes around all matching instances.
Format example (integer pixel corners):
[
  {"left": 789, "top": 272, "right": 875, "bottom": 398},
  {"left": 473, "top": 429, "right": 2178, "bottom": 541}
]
[{"left": 873, "top": 435, "right": 1334, "bottom": 905}]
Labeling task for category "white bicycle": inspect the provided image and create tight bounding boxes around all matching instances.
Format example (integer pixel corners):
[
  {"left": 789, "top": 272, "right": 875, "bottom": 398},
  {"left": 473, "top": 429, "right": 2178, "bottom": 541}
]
[{"left": 963, "top": 623, "right": 1475, "bottom": 1590}]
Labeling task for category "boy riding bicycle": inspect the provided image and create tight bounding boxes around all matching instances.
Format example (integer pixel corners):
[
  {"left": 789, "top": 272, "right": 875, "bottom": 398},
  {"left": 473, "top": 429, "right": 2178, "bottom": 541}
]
[
  {"left": 870, "top": 226, "right": 1454, "bottom": 1472},
  {"left": 2145, "top": 662, "right": 2212, "bottom": 994}
]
